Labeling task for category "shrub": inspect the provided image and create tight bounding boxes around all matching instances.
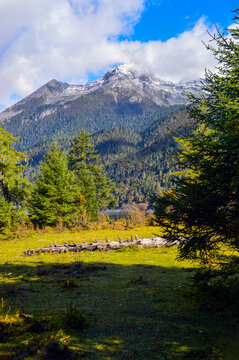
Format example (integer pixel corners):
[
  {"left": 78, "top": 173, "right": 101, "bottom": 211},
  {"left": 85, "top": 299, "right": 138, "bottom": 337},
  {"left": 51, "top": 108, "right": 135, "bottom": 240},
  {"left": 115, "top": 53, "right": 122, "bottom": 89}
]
[{"left": 58, "top": 305, "right": 88, "bottom": 330}]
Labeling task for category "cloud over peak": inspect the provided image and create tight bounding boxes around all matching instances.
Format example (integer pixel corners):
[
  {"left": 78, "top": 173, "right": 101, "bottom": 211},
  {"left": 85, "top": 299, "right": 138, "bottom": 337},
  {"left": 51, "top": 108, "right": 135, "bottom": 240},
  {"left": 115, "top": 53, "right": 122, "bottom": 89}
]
[{"left": 0, "top": 0, "right": 217, "bottom": 109}]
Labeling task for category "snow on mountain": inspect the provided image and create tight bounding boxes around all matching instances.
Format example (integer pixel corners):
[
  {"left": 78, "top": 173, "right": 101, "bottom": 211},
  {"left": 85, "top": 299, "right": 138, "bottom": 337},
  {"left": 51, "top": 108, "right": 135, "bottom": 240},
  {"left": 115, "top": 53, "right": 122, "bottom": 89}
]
[{"left": 0, "top": 64, "right": 200, "bottom": 121}]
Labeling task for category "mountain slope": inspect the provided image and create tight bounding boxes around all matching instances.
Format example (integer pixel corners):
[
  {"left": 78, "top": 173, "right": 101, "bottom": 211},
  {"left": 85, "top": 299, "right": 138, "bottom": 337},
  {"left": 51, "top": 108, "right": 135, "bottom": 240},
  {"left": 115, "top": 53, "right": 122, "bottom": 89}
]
[
  {"left": 0, "top": 65, "right": 198, "bottom": 151},
  {"left": 104, "top": 109, "right": 192, "bottom": 205}
]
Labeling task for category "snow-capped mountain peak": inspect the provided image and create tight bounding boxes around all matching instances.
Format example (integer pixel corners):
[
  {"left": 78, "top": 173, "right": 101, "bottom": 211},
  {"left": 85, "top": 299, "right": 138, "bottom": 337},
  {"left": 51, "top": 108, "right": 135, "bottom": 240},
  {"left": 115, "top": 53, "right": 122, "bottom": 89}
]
[{"left": 0, "top": 64, "right": 200, "bottom": 121}]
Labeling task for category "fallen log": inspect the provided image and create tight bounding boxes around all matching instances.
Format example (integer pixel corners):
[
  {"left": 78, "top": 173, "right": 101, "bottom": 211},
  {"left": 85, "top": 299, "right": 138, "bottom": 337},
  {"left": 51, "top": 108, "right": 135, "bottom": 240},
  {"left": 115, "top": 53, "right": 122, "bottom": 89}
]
[{"left": 23, "top": 236, "right": 167, "bottom": 256}]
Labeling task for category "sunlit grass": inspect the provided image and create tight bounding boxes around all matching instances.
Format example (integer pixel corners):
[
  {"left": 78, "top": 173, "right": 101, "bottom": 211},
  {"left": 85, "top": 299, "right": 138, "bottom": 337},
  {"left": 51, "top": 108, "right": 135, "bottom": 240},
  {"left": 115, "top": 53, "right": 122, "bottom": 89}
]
[
  {"left": 0, "top": 226, "right": 238, "bottom": 359},
  {"left": 0, "top": 226, "right": 161, "bottom": 263}
]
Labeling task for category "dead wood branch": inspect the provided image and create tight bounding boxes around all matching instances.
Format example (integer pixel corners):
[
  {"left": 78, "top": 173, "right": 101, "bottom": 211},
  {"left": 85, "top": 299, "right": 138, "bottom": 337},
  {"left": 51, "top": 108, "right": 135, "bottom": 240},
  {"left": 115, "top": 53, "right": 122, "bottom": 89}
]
[{"left": 23, "top": 236, "right": 168, "bottom": 256}]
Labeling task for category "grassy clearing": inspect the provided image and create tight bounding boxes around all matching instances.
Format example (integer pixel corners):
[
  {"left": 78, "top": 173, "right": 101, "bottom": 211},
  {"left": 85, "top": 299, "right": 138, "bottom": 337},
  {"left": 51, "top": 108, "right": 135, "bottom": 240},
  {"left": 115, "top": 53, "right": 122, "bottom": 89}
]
[{"left": 0, "top": 226, "right": 238, "bottom": 359}]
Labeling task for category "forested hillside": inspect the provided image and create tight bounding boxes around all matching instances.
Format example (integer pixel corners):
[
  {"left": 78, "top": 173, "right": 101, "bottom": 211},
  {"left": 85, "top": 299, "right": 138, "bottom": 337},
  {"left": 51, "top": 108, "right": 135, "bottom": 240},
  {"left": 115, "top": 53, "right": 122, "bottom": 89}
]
[
  {"left": 104, "top": 108, "right": 191, "bottom": 205},
  {"left": 3, "top": 101, "right": 181, "bottom": 152},
  {"left": 24, "top": 106, "right": 191, "bottom": 204}
]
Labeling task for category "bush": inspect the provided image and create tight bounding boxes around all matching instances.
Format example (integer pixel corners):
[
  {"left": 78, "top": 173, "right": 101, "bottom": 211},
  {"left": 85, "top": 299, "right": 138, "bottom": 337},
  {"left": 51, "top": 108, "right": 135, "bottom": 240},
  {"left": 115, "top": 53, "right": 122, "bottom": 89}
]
[
  {"left": 40, "top": 329, "right": 74, "bottom": 360},
  {"left": 58, "top": 305, "right": 88, "bottom": 330},
  {"left": 121, "top": 203, "right": 147, "bottom": 226}
]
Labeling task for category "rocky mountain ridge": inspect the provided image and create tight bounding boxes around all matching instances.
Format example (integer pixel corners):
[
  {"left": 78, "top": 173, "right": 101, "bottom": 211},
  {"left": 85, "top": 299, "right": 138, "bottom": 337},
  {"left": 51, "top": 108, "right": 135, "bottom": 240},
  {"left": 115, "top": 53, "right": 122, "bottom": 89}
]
[{"left": 0, "top": 64, "right": 199, "bottom": 122}]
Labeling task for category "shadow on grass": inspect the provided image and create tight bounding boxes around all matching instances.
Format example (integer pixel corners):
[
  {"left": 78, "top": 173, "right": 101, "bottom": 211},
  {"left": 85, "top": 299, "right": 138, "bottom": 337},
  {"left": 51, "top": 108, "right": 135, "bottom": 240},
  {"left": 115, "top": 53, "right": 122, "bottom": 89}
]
[{"left": 0, "top": 258, "right": 238, "bottom": 359}]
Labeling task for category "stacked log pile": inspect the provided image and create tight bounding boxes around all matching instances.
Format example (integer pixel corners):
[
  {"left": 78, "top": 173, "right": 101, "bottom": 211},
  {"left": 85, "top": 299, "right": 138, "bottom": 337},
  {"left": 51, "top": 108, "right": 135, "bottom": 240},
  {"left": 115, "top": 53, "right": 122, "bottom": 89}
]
[{"left": 23, "top": 236, "right": 167, "bottom": 256}]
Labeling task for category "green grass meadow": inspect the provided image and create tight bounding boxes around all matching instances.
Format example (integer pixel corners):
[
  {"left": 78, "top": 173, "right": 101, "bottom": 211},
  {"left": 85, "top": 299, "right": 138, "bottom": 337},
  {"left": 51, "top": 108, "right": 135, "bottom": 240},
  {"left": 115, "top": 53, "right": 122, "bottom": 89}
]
[{"left": 0, "top": 227, "right": 238, "bottom": 359}]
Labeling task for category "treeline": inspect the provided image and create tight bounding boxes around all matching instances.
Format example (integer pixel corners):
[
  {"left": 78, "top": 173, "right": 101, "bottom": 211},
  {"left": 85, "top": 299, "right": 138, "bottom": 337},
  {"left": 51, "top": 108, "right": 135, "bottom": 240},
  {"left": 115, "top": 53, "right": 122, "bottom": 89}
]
[{"left": 0, "top": 129, "right": 115, "bottom": 234}]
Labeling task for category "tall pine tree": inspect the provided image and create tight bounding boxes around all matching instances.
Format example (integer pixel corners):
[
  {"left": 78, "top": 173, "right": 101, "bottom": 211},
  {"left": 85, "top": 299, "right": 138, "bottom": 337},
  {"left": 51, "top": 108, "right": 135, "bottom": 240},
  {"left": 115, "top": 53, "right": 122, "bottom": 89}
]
[
  {"left": 69, "top": 130, "right": 115, "bottom": 220},
  {"left": 153, "top": 10, "right": 239, "bottom": 267},
  {"left": 0, "top": 128, "right": 30, "bottom": 233},
  {"left": 30, "top": 143, "right": 83, "bottom": 228}
]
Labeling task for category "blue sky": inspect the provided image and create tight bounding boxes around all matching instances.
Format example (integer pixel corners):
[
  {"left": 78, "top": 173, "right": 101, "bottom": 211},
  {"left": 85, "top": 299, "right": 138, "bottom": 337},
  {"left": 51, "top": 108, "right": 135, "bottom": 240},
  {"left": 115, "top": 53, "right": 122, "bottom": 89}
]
[
  {"left": 0, "top": 0, "right": 237, "bottom": 110},
  {"left": 130, "top": 0, "right": 237, "bottom": 42}
]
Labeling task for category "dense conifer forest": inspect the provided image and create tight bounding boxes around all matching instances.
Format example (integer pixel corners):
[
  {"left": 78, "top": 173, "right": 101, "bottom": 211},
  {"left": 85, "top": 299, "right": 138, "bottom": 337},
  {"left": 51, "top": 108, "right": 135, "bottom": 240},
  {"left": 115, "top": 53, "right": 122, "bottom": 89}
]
[{"left": 23, "top": 106, "right": 188, "bottom": 204}]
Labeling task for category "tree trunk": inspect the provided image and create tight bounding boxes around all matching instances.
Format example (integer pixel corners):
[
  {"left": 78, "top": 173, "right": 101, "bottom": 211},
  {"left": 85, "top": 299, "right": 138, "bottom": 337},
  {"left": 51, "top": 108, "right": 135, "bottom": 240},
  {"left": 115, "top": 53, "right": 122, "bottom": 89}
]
[{"left": 23, "top": 236, "right": 168, "bottom": 256}]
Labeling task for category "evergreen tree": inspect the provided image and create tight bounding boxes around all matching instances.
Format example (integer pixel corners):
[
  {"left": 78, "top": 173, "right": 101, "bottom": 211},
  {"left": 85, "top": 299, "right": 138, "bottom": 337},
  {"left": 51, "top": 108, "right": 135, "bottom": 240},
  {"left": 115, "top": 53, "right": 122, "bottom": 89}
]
[
  {"left": 153, "top": 10, "right": 239, "bottom": 267},
  {"left": 30, "top": 143, "right": 83, "bottom": 228},
  {"left": 0, "top": 128, "right": 30, "bottom": 233},
  {"left": 69, "top": 130, "right": 115, "bottom": 220}
]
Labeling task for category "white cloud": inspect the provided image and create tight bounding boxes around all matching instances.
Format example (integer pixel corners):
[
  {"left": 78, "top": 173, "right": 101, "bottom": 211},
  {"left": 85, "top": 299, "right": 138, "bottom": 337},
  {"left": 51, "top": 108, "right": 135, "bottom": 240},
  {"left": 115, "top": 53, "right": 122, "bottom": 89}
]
[
  {"left": 119, "top": 18, "right": 218, "bottom": 82},
  {"left": 0, "top": 0, "right": 218, "bottom": 109}
]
